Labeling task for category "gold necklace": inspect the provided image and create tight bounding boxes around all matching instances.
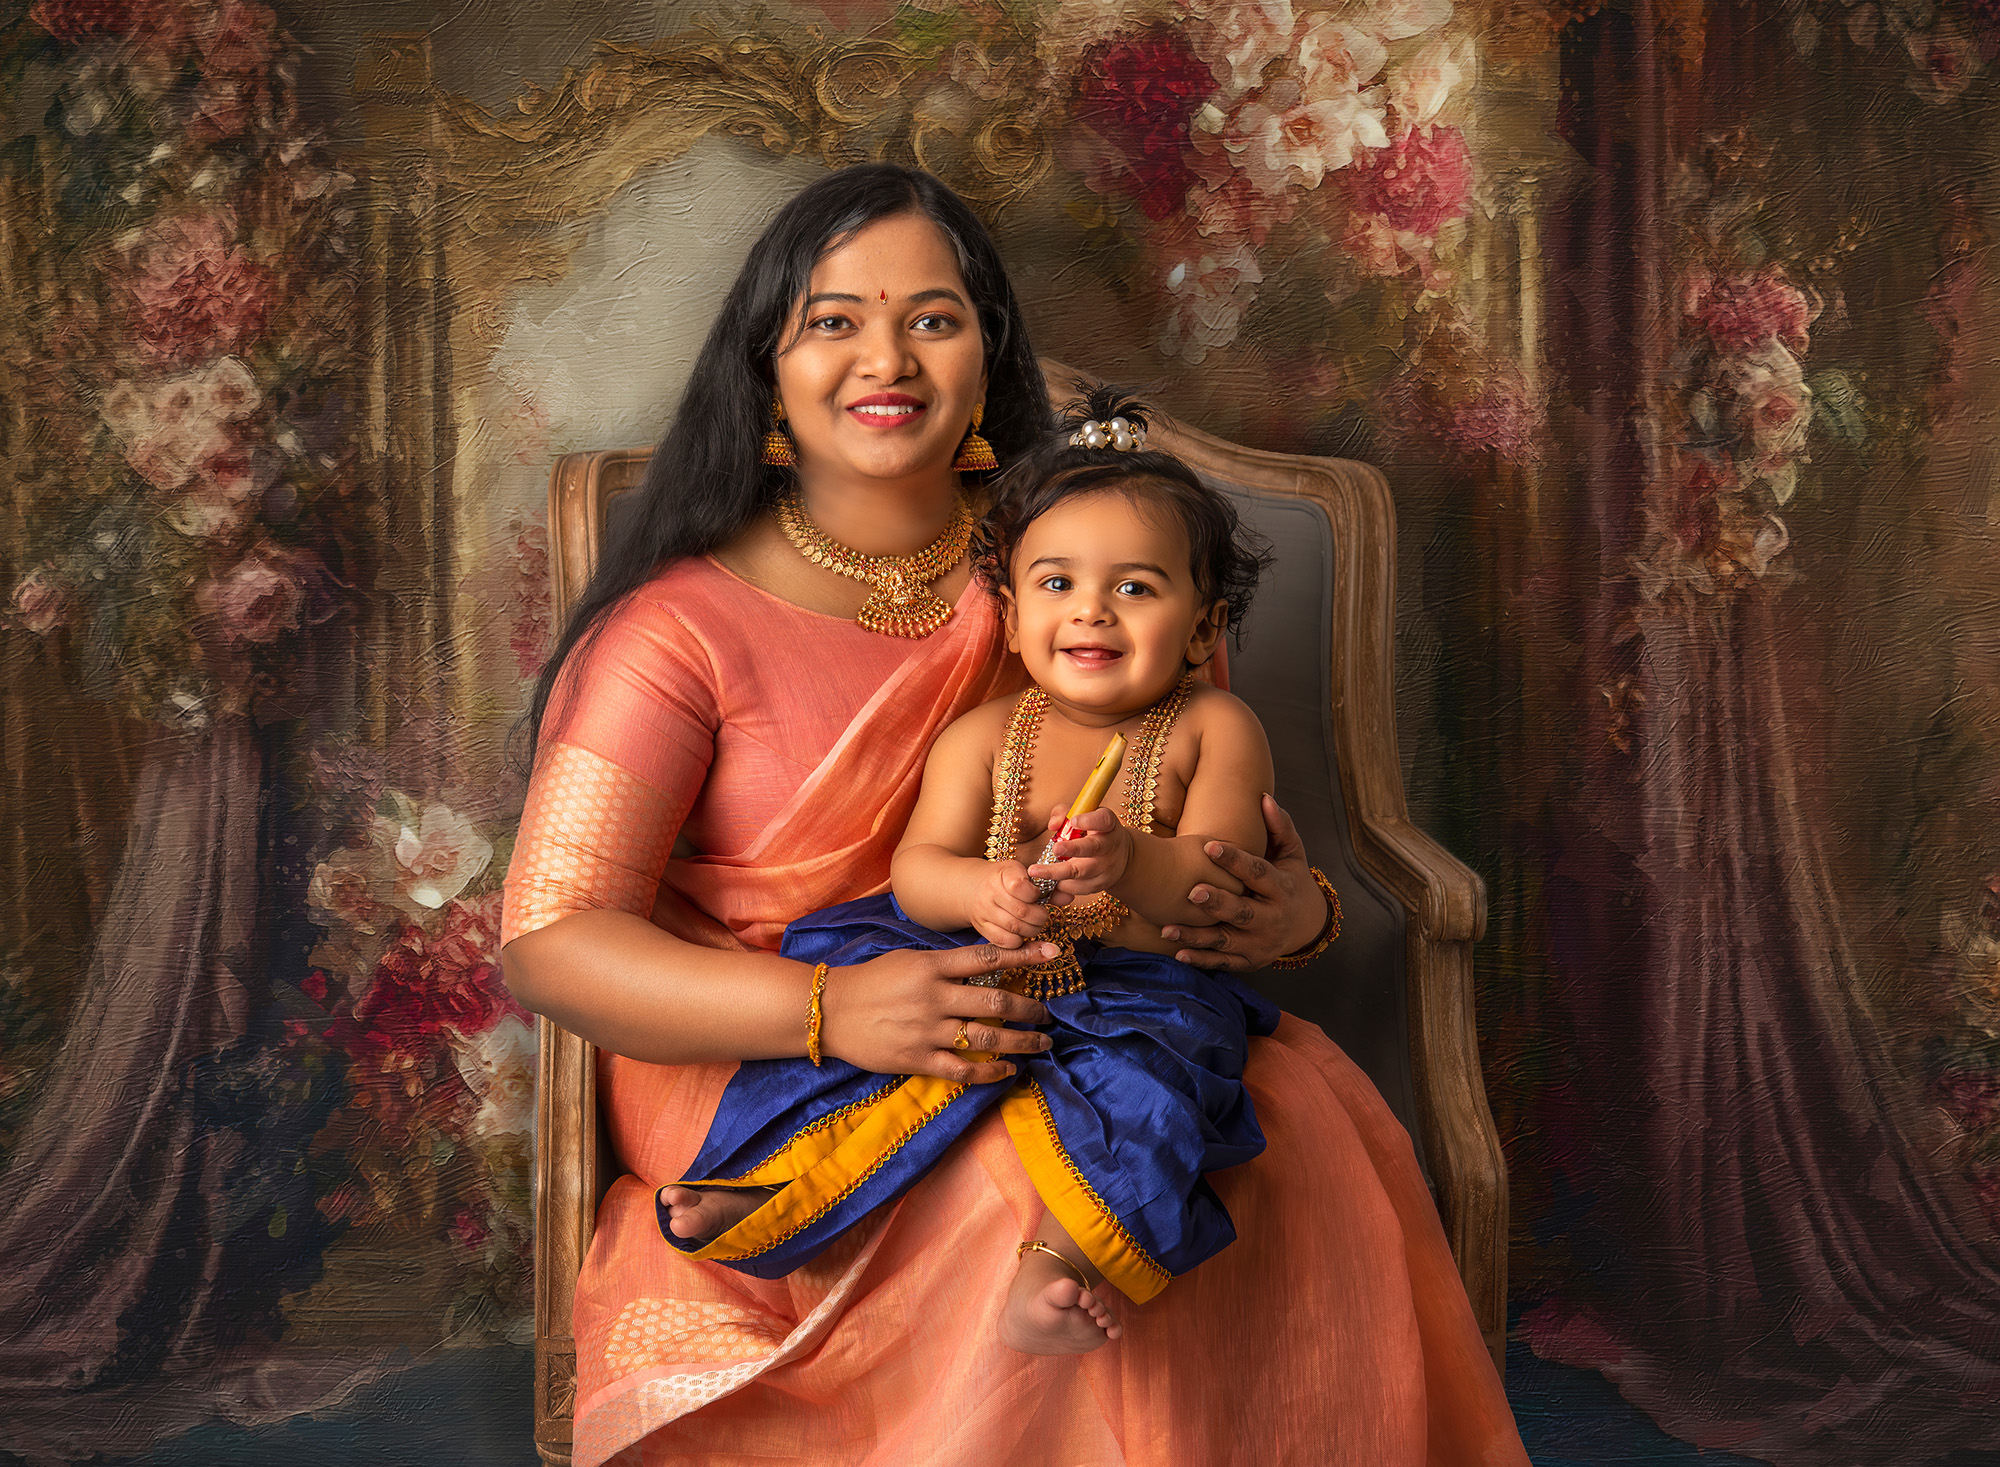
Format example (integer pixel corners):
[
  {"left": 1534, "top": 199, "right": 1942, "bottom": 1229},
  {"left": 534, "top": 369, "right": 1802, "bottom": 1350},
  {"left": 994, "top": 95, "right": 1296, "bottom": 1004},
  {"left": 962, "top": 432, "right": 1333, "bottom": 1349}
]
[
  {"left": 978, "top": 672, "right": 1196, "bottom": 999},
  {"left": 775, "top": 490, "right": 974, "bottom": 638}
]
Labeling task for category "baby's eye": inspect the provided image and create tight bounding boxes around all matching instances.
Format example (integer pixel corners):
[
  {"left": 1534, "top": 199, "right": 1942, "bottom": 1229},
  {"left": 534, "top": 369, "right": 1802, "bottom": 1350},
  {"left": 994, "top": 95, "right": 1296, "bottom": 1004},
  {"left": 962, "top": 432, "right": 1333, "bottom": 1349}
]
[
  {"left": 1040, "top": 574, "right": 1072, "bottom": 593},
  {"left": 1116, "top": 579, "right": 1152, "bottom": 598}
]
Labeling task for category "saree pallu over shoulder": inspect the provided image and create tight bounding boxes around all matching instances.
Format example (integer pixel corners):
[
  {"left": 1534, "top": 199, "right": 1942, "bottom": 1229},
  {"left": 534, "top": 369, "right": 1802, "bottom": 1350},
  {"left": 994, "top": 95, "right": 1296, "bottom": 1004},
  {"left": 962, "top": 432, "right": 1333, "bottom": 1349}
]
[{"left": 655, "top": 586, "right": 1019, "bottom": 954}]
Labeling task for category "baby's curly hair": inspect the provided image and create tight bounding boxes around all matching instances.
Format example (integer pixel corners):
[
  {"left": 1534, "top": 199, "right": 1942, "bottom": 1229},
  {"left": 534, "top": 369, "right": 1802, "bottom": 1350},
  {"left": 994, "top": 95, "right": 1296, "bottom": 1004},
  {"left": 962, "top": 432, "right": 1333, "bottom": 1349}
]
[{"left": 971, "top": 384, "right": 1272, "bottom": 641}]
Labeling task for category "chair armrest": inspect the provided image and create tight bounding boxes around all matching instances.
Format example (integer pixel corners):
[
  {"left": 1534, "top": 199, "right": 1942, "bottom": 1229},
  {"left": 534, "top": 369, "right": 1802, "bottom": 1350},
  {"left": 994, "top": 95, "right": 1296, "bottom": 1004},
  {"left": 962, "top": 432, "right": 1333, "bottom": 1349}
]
[
  {"left": 1356, "top": 814, "right": 1487, "bottom": 945},
  {"left": 1355, "top": 814, "right": 1506, "bottom": 1364}
]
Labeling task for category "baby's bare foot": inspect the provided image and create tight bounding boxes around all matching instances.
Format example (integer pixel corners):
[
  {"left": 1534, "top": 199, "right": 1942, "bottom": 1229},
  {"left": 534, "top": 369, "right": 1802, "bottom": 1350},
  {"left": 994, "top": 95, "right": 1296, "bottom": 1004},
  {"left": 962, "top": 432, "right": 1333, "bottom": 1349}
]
[
  {"left": 998, "top": 1247, "right": 1122, "bottom": 1355},
  {"left": 659, "top": 1183, "right": 776, "bottom": 1242}
]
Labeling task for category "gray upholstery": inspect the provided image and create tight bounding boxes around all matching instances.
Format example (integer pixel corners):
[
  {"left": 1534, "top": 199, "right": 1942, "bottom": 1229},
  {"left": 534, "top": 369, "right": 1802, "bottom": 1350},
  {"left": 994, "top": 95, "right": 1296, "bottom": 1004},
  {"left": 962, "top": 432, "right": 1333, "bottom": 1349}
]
[{"left": 1216, "top": 483, "right": 1426, "bottom": 1175}]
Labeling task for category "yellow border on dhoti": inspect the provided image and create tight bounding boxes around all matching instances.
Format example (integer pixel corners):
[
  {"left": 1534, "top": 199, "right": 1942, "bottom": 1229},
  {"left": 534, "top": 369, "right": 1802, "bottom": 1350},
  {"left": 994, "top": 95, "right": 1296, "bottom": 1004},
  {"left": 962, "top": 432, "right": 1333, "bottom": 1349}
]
[
  {"left": 1000, "top": 1080, "right": 1171, "bottom": 1304},
  {"left": 669, "top": 1072, "right": 968, "bottom": 1264}
]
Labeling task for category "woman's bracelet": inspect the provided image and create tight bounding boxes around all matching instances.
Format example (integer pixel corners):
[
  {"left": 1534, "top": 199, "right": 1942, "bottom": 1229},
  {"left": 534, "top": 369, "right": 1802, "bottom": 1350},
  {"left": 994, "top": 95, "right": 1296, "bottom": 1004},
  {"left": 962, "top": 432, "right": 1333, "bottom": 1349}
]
[
  {"left": 805, "top": 962, "right": 830, "bottom": 1067},
  {"left": 1266, "top": 866, "right": 1342, "bottom": 970}
]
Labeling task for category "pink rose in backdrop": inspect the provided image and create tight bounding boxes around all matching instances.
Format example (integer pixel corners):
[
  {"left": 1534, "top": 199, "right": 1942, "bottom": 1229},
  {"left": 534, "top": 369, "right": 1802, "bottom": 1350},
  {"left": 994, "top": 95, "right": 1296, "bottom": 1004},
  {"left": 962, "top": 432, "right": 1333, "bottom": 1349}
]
[
  {"left": 1187, "top": 0, "right": 1295, "bottom": 95},
  {"left": 508, "top": 514, "right": 554, "bottom": 680},
  {"left": 196, "top": 542, "right": 304, "bottom": 644},
  {"left": 189, "top": 1, "right": 278, "bottom": 140},
  {"left": 1297, "top": 17, "right": 1387, "bottom": 99},
  {"left": 194, "top": 0, "right": 274, "bottom": 72},
  {"left": 1685, "top": 267, "right": 1814, "bottom": 354},
  {"left": 1073, "top": 29, "right": 1216, "bottom": 220},
  {"left": 1447, "top": 373, "right": 1544, "bottom": 464},
  {"left": 1341, "top": 124, "right": 1474, "bottom": 238},
  {"left": 1341, "top": 210, "right": 1406, "bottom": 275},
  {"left": 123, "top": 214, "right": 274, "bottom": 367},
  {"left": 307, "top": 847, "right": 392, "bottom": 935},
  {"left": 1186, "top": 169, "right": 1299, "bottom": 246},
  {"left": 12, "top": 568, "right": 72, "bottom": 634},
  {"left": 450, "top": 1209, "right": 493, "bottom": 1253}
]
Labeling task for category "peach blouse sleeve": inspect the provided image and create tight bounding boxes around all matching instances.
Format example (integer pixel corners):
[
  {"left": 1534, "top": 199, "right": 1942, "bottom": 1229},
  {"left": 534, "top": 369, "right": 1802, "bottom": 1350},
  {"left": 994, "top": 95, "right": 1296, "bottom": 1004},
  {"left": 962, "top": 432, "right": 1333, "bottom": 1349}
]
[{"left": 500, "top": 593, "right": 717, "bottom": 947}]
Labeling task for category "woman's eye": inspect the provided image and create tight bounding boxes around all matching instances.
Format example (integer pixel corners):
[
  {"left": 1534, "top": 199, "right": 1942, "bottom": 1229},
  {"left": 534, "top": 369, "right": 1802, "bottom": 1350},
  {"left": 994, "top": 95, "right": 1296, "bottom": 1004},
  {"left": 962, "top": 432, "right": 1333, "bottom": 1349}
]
[
  {"left": 912, "top": 312, "right": 956, "bottom": 332},
  {"left": 808, "top": 313, "right": 853, "bottom": 333}
]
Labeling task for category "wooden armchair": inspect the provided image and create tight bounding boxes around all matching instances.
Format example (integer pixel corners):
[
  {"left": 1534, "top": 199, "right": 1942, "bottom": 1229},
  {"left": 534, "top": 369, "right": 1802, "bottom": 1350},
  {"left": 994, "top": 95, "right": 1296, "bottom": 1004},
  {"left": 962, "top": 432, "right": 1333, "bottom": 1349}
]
[{"left": 531, "top": 366, "right": 1507, "bottom": 1465}]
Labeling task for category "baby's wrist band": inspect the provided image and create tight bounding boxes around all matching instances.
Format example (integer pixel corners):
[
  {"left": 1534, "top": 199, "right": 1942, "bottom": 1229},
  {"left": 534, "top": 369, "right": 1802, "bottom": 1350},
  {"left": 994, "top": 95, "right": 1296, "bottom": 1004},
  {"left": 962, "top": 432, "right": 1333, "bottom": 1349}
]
[{"left": 1266, "top": 867, "right": 1342, "bottom": 971}]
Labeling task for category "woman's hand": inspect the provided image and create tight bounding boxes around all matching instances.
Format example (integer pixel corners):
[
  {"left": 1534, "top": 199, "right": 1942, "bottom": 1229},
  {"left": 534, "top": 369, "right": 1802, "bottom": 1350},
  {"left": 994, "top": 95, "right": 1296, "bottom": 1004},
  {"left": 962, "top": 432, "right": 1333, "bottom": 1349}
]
[
  {"left": 1161, "top": 794, "right": 1325, "bottom": 972},
  {"left": 818, "top": 941, "right": 1060, "bottom": 1084},
  {"left": 1027, "top": 805, "right": 1131, "bottom": 897},
  {"left": 969, "top": 859, "right": 1055, "bottom": 948}
]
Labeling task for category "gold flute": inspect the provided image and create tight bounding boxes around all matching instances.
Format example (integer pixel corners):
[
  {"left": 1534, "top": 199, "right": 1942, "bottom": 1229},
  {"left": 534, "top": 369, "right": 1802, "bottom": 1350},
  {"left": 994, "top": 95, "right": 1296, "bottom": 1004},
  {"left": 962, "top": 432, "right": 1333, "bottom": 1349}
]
[{"left": 1032, "top": 732, "right": 1127, "bottom": 900}]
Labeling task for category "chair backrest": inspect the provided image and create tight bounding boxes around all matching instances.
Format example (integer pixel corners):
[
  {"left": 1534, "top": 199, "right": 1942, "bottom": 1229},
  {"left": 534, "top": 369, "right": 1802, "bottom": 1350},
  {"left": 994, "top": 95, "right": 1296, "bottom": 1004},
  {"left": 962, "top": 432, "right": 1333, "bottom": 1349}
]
[{"left": 530, "top": 365, "right": 1507, "bottom": 1464}]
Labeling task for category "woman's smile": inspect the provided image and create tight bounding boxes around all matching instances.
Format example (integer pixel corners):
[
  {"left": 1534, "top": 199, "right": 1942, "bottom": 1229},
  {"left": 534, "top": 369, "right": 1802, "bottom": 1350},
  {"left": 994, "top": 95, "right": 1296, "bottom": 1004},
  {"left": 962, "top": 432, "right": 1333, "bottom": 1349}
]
[{"left": 846, "top": 391, "right": 928, "bottom": 428}]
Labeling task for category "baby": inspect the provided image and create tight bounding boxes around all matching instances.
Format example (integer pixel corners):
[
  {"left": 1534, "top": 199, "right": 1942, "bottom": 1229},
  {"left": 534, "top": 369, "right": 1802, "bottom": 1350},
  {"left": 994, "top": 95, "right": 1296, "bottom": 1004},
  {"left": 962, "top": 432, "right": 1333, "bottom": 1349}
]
[{"left": 659, "top": 393, "right": 1306, "bottom": 1356}]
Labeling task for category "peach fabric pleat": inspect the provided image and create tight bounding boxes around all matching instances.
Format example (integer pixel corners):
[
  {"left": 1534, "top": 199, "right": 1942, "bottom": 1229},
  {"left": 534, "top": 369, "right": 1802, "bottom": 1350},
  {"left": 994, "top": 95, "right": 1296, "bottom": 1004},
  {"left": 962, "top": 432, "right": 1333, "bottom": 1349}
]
[{"left": 504, "top": 559, "right": 1527, "bottom": 1467}]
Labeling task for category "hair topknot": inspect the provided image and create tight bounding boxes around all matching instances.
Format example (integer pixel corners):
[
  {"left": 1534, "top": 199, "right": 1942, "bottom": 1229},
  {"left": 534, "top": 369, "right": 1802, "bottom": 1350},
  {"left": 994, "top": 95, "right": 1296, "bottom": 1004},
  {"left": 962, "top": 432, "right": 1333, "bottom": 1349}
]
[{"left": 972, "top": 381, "right": 1272, "bottom": 644}]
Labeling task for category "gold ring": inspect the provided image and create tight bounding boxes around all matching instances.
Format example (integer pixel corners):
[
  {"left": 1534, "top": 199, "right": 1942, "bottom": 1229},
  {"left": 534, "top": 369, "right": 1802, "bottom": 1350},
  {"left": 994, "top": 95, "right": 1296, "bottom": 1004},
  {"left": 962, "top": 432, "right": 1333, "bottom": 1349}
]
[{"left": 952, "top": 1021, "right": 972, "bottom": 1051}]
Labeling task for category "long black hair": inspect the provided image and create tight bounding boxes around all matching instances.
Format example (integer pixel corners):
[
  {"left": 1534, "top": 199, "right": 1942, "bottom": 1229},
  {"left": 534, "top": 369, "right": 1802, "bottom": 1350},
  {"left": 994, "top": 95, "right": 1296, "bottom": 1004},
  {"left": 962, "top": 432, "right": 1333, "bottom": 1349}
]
[{"left": 518, "top": 164, "right": 1051, "bottom": 767}]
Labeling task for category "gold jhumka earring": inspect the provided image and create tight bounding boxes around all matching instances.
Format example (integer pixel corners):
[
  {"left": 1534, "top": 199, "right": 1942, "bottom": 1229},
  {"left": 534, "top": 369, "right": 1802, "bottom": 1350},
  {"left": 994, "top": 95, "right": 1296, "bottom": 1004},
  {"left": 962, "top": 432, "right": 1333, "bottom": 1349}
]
[
  {"left": 951, "top": 403, "right": 998, "bottom": 472},
  {"left": 761, "top": 397, "right": 798, "bottom": 468}
]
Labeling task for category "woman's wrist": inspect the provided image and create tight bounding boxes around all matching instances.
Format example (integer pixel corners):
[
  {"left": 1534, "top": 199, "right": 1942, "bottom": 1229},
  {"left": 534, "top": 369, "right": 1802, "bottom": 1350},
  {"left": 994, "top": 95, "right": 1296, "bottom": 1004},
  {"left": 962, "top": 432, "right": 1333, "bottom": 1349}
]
[{"left": 1266, "top": 867, "right": 1342, "bottom": 970}]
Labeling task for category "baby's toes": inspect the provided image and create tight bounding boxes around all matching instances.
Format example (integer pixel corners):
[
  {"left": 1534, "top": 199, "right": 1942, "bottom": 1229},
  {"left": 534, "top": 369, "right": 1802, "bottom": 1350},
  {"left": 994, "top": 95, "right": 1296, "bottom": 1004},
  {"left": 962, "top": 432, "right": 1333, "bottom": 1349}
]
[{"left": 1040, "top": 1276, "right": 1083, "bottom": 1313}]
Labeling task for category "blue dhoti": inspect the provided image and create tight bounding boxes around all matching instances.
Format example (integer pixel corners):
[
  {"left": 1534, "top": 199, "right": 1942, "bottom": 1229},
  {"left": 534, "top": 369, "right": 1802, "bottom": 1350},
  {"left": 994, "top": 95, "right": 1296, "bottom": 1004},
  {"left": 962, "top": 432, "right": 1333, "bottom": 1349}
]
[{"left": 658, "top": 894, "right": 1281, "bottom": 1302}]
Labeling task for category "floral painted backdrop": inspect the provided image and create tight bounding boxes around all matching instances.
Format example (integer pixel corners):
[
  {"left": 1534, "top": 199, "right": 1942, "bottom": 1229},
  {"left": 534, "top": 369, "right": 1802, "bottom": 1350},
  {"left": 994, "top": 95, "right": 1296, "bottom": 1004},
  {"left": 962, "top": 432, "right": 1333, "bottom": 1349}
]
[{"left": 5, "top": 0, "right": 2000, "bottom": 1459}]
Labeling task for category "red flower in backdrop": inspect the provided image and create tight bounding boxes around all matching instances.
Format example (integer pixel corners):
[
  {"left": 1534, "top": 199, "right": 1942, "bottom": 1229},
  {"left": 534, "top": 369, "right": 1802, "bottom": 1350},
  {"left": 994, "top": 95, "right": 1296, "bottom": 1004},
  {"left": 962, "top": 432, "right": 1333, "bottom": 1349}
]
[
  {"left": 1938, "top": 1070, "right": 2000, "bottom": 1130},
  {"left": 1341, "top": 124, "right": 1474, "bottom": 239},
  {"left": 30, "top": 0, "right": 141, "bottom": 44},
  {"left": 1685, "top": 268, "right": 1813, "bottom": 355},
  {"left": 123, "top": 214, "right": 274, "bottom": 367},
  {"left": 189, "top": 0, "right": 278, "bottom": 139},
  {"left": 27, "top": 0, "right": 186, "bottom": 44},
  {"left": 1073, "top": 29, "right": 1217, "bottom": 221},
  {"left": 356, "top": 894, "right": 523, "bottom": 1057}
]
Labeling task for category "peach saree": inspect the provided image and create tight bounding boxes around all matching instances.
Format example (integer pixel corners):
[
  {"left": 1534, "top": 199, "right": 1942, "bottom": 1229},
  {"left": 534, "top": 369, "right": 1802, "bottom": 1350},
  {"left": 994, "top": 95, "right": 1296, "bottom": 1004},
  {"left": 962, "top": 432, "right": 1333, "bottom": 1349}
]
[{"left": 503, "top": 556, "right": 1527, "bottom": 1467}]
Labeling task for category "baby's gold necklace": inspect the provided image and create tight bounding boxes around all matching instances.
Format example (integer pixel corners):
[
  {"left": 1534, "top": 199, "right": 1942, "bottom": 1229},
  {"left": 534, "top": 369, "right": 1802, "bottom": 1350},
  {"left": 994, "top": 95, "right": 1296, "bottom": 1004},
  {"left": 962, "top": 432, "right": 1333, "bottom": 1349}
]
[{"left": 775, "top": 490, "right": 974, "bottom": 638}]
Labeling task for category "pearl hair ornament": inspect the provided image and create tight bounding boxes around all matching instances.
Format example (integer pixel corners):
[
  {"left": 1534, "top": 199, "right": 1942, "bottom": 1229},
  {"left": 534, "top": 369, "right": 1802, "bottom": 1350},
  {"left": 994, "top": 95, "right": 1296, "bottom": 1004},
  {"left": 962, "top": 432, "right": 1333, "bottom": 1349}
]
[{"left": 1067, "top": 415, "right": 1147, "bottom": 452}]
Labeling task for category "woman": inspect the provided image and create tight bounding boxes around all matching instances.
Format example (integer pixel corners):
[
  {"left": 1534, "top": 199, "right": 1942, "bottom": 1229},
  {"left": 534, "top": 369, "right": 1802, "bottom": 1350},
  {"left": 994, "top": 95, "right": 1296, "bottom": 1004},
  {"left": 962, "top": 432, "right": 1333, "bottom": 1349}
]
[{"left": 502, "top": 163, "right": 1526, "bottom": 1466}]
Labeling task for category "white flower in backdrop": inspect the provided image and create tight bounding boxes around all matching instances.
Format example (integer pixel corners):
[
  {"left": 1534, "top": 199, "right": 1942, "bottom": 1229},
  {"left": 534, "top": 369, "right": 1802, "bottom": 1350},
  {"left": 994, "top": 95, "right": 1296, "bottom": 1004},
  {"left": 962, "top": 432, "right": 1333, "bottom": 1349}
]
[
  {"left": 1389, "top": 34, "right": 1475, "bottom": 128},
  {"left": 385, "top": 801, "right": 494, "bottom": 913},
  {"left": 453, "top": 1016, "right": 536, "bottom": 1138}
]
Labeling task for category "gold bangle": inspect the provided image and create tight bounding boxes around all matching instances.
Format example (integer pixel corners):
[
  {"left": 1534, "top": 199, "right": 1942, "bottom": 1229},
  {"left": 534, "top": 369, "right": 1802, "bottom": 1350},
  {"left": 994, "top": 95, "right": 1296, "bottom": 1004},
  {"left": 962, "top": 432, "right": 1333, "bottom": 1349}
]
[
  {"left": 1016, "top": 1239, "right": 1090, "bottom": 1291},
  {"left": 805, "top": 962, "right": 829, "bottom": 1067},
  {"left": 1266, "top": 866, "right": 1342, "bottom": 970}
]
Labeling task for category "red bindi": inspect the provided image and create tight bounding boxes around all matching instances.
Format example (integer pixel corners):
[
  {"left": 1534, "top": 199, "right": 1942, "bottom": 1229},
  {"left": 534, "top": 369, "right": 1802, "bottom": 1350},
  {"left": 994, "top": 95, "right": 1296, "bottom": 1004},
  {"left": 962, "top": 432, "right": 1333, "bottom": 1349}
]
[{"left": 879, "top": 289, "right": 888, "bottom": 303}]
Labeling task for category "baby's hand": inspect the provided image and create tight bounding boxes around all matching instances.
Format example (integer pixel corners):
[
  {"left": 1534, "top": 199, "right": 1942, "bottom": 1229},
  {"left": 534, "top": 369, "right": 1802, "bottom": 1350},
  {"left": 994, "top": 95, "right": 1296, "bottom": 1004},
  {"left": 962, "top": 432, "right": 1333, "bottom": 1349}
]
[
  {"left": 970, "top": 860, "right": 1053, "bottom": 949},
  {"left": 1028, "top": 805, "right": 1132, "bottom": 897}
]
